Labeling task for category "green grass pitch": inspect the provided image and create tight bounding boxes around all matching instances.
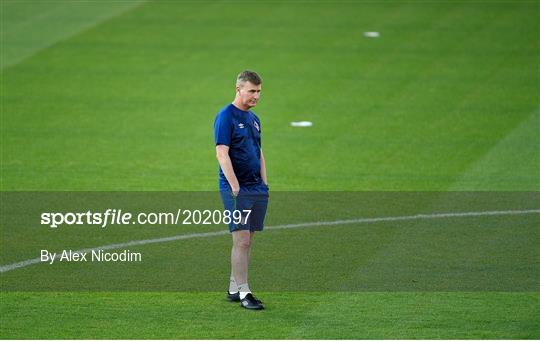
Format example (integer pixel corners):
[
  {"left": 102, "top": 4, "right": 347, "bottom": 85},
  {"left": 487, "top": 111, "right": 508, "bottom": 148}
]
[{"left": 1, "top": 0, "right": 539, "bottom": 339}]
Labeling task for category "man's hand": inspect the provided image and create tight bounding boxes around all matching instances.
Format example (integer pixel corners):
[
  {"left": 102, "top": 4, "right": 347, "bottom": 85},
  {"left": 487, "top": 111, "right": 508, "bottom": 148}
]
[{"left": 231, "top": 185, "right": 240, "bottom": 197}]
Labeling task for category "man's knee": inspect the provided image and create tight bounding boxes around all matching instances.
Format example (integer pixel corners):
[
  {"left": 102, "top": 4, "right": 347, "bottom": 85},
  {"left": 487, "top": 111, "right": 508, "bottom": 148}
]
[
  {"left": 235, "top": 237, "right": 251, "bottom": 249},
  {"left": 233, "top": 231, "right": 252, "bottom": 249}
]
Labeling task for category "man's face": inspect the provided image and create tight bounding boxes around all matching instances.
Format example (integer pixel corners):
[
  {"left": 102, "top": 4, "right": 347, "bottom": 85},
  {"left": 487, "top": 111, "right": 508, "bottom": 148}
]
[{"left": 237, "top": 81, "right": 261, "bottom": 108}]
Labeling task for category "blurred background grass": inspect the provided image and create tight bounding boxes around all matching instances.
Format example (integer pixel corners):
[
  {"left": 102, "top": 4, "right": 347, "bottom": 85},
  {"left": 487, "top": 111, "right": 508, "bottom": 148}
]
[{"left": 2, "top": 1, "right": 538, "bottom": 191}]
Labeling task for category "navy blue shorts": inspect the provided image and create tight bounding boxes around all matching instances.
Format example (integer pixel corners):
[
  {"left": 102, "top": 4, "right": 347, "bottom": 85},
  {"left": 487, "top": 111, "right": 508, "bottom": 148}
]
[{"left": 219, "top": 184, "right": 269, "bottom": 232}]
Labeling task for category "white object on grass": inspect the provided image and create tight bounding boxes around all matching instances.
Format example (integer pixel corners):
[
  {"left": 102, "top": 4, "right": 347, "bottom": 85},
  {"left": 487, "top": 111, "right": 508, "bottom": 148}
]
[
  {"left": 290, "top": 121, "right": 313, "bottom": 127},
  {"left": 363, "top": 31, "right": 380, "bottom": 38}
]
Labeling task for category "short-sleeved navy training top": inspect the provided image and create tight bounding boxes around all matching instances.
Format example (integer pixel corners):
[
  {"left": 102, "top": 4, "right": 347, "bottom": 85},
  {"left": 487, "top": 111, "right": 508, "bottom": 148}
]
[{"left": 214, "top": 103, "right": 263, "bottom": 190}]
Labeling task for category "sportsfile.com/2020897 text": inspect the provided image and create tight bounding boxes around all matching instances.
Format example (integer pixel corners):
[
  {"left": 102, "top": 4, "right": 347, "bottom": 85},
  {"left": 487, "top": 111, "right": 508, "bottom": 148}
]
[{"left": 40, "top": 209, "right": 252, "bottom": 228}]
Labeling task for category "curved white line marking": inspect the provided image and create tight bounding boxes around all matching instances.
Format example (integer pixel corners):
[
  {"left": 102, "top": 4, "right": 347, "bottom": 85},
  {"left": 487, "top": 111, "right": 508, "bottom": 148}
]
[{"left": 1, "top": 209, "right": 539, "bottom": 273}]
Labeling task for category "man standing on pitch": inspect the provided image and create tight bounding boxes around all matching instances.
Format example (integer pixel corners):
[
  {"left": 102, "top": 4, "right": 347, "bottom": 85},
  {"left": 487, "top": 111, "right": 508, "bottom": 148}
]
[{"left": 214, "top": 70, "right": 269, "bottom": 310}]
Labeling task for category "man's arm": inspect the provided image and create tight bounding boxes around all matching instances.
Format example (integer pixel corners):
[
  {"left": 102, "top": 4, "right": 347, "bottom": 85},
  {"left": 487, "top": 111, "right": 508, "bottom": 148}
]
[
  {"left": 260, "top": 148, "right": 268, "bottom": 186},
  {"left": 216, "top": 145, "right": 240, "bottom": 196}
]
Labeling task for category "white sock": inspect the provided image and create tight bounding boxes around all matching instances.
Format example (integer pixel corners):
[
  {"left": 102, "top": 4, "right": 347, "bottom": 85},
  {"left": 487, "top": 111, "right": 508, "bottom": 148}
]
[
  {"left": 228, "top": 275, "right": 238, "bottom": 294},
  {"left": 237, "top": 283, "right": 251, "bottom": 300}
]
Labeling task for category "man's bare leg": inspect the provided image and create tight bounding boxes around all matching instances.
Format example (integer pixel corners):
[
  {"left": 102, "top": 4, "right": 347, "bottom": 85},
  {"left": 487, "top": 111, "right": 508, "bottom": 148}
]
[
  {"left": 230, "top": 231, "right": 256, "bottom": 293},
  {"left": 231, "top": 230, "right": 252, "bottom": 297}
]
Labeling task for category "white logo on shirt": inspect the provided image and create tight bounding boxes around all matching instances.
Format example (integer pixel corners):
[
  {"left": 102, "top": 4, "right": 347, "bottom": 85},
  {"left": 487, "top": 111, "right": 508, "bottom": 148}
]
[
  {"left": 238, "top": 123, "right": 245, "bottom": 129},
  {"left": 254, "top": 121, "right": 259, "bottom": 131}
]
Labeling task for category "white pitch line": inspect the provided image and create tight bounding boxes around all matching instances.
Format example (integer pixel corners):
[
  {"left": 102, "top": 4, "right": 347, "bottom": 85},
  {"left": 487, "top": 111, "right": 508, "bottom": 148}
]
[{"left": 1, "top": 209, "right": 539, "bottom": 274}]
